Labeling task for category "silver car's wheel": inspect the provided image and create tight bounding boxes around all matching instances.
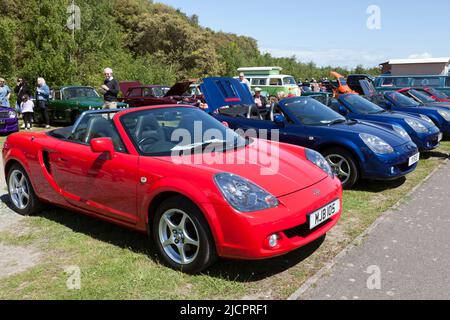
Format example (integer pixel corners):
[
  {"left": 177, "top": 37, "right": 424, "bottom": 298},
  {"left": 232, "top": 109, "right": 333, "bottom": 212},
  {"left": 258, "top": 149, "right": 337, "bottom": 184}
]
[
  {"left": 326, "top": 154, "right": 351, "bottom": 185},
  {"left": 9, "top": 169, "right": 31, "bottom": 210},
  {"left": 158, "top": 209, "right": 200, "bottom": 265}
]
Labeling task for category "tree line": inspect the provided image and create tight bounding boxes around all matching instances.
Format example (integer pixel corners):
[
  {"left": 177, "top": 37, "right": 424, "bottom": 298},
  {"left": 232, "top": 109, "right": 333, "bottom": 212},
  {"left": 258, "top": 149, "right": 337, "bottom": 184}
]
[{"left": 0, "top": 0, "right": 380, "bottom": 91}]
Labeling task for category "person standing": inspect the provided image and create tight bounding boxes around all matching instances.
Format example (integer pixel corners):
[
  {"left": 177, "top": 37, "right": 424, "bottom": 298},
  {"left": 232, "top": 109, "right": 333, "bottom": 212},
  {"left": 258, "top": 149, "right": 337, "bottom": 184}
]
[
  {"left": 36, "top": 77, "right": 50, "bottom": 129},
  {"left": 20, "top": 94, "right": 34, "bottom": 130},
  {"left": 0, "top": 78, "right": 11, "bottom": 108},
  {"left": 238, "top": 72, "right": 252, "bottom": 93},
  {"left": 101, "top": 68, "right": 119, "bottom": 109},
  {"left": 14, "top": 78, "right": 31, "bottom": 112}
]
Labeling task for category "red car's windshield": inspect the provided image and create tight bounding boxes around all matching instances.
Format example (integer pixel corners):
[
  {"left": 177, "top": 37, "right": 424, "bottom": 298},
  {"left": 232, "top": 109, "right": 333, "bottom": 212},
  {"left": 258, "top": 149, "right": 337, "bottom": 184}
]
[
  {"left": 120, "top": 107, "right": 248, "bottom": 156},
  {"left": 427, "top": 88, "right": 449, "bottom": 99}
]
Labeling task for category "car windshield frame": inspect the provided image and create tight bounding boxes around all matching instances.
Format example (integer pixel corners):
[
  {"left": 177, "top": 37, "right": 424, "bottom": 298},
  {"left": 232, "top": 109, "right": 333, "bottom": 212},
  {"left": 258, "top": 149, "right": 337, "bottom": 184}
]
[
  {"left": 427, "top": 88, "right": 448, "bottom": 99},
  {"left": 119, "top": 106, "right": 249, "bottom": 157},
  {"left": 63, "top": 87, "right": 100, "bottom": 99},
  {"left": 385, "top": 91, "right": 420, "bottom": 107},
  {"left": 340, "top": 94, "right": 385, "bottom": 114},
  {"left": 281, "top": 97, "right": 346, "bottom": 126},
  {"left": 408, "top": 89, "right": 435, "bottom": 103}
]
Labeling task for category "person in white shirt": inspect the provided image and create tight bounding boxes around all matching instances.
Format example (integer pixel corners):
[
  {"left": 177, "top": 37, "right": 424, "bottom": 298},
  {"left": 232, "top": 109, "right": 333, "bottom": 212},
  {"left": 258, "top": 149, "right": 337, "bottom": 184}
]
[
  {"left": 238, "top": 72, "right": 252, "bottom": 93},
  {"left": 20, "top": 94, "right": 34, "bottom": 130}
]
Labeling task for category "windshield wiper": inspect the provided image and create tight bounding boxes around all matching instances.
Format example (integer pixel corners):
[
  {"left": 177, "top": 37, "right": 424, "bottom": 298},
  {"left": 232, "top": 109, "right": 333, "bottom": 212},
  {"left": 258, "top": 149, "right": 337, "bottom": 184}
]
[
  {"left": 327, "top": 119, "right": 347, "bottom": 126},
  {"left": 171, "top": 139, "right": 227, "bottom": 152},
  {"left": 369, "top": 110, "right": 386, "bottom": 114}
]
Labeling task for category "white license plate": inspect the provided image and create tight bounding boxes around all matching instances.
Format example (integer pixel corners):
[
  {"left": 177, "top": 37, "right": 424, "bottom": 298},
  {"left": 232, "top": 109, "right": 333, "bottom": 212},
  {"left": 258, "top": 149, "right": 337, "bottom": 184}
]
[
  {"left": 408, "top": 153, "right": 420, "bottom": 167},
  {"left": 308, "top": 199, "right": 340, "bottom": 230},
  {"left": 438, "top": 133, "right": 443, "bottom": 142}
]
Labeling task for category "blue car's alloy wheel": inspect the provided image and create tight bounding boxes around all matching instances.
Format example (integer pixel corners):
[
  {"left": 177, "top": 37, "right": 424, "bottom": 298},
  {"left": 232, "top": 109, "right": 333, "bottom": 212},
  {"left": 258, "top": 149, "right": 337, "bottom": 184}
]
[{"left": 323, "top": 148, "right": 359, "bottom": 188}]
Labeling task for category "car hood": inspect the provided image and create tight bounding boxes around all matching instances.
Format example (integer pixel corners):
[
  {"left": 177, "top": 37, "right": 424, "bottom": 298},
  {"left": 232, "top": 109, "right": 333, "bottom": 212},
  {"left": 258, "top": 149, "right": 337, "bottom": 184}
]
[
  {"left": 423, "top": 102, "right": 450, "bottom": 109},
  {"left": 156, "top": 139, "right": 328, "bottom": 197},
  {"left": 165, "top": 81, "right": 194, "bottom": 97},
  {"left": 0, "top": 106, "right": 14, "bottom": 112},
  {"left": 353, "top": 110, "right": 428, "bottom": 124},
  {"left": 201, "top": 77, "right": 255, "bottom": 112},
  {"left": 66, "top": 97, "right": 127, "bottom": 107},
  {"left": 327, "top": 120, "right": 409, "bottom": 147}
]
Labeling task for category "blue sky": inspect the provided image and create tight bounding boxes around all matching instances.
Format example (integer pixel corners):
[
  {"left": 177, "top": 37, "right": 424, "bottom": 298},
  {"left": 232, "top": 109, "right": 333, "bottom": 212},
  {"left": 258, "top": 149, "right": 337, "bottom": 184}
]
[{"left": 156, "top": 0, "right": 450, "bottom": 68}]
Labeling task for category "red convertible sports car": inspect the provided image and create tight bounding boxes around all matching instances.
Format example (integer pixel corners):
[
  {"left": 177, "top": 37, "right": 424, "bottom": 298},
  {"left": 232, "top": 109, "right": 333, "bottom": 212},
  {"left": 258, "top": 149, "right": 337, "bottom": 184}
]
[
  {"left": 3, "top": 105, "right": 342, "bottom": 273},
  {"left": 398, "top": 87, "right": 450, "bottom": 103}
]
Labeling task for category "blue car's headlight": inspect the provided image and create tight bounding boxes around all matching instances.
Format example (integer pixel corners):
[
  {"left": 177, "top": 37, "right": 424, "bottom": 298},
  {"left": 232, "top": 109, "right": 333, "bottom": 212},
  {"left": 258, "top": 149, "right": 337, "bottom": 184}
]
[
  {"left": 305, "top": 148, "right": 334, "bottom": 178},
  {"left": 8, "top": 111, "right": 17, "bottom": 118},
  {"left": 405, "top": 118, "right": 428, "bottom": 133},
  {"left": 419, "top": 114, "right": 434, "bottom": 125},
  {"left": 438, "top": 110, "right": 450, "bottom": 121},
  {"left": 392, "top": 125, "right": 411, "bottom": 139},
  {"left": 360, "top": 133, "right": 394, "bottom": 154},
  {"left": 214, "top": 173, "right": 279, "bottom": 212}
]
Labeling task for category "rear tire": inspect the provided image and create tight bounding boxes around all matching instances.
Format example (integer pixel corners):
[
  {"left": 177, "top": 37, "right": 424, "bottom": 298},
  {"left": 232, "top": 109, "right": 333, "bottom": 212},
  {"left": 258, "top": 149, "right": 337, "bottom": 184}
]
[
  {"left": 7, "top": 164, "right": 43, "bottom": 216},
  {"left": 152, "top": 196, "right": 217, "bottom": 274},
  {"left": 322, "top": 147, "right": 359, "bottom": 188}
]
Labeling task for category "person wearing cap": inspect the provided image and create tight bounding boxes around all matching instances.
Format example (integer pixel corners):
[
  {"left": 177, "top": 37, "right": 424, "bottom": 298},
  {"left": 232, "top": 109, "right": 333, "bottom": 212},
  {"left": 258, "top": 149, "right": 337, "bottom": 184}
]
[
  {"left": 253, "top": 87, "right": 267, "bottom": 110},
  {"left": 238, "top": 72, "right": 252, "bottom": 93},
  {"left": 101, "top": 67, "right": 120, "bottom": 109},
  {"left": 0, "top": 78, "right": 11, "bottom": 108}
]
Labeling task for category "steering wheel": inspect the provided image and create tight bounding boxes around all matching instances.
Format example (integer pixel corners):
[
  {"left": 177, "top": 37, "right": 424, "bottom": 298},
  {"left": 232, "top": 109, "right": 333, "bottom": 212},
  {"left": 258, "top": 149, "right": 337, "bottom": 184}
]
[{"left": 138, "top": 135, "right": 159, "bottom": 147}]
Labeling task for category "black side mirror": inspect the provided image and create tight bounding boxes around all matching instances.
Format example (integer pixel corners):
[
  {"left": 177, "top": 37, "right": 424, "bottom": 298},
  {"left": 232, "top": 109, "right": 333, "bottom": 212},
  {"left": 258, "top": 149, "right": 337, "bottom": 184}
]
[
  {"left": 384, "top": 100, "right": 393, "bottom": 109},
  {"left": 338, "top": 105, "right": 349, "bottom": 116}
]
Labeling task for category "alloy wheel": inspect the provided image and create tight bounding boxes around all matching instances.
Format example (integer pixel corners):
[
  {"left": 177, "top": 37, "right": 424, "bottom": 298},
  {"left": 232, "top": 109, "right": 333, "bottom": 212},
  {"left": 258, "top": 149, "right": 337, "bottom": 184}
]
[
  {"left": 9, "top": 169, "right": 30, "bottom": 210},
  {"left": 326, "top": 154, "right": 351, "bottom": 185},
  {"left": 158, "top": 209, "right": 200, "bottom": 265}
]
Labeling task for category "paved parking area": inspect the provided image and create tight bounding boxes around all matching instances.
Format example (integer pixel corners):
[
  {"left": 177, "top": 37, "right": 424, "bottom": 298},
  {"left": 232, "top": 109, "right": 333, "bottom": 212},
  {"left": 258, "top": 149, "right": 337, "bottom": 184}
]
[{"left": 299, "top": 161, "right": 450, "bottom": 300}]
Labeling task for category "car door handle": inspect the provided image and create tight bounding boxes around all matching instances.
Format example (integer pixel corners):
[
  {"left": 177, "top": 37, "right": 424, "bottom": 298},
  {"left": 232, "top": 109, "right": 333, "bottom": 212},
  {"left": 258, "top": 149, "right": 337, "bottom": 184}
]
[{"left": 58, "top": 157, "right": 69, "bottom": 162}]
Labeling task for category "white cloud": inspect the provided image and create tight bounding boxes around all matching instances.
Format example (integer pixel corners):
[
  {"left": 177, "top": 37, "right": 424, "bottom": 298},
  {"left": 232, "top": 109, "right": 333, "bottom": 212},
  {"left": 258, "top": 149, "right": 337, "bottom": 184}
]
[
  {"left": 408, "top": 52, "right": 433, "bottom": 59},
  {"left": 261, "top": 47, "right": 387, "bottom": 68}
]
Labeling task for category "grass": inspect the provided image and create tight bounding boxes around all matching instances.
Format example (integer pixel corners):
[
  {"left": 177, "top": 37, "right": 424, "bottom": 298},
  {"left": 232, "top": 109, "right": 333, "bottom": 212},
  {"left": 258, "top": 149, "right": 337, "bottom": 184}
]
[{"left": 0, "top": 134, "right": 449, "bottom": 299}]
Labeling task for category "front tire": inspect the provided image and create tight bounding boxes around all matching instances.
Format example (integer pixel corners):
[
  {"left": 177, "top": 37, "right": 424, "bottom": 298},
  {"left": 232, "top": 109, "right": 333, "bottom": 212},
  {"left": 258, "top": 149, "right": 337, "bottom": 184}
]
[
  {"left": 7, "top": 164, "right": 42, "bottom": 215},
  {"left": 152, "top": 196, "right": 217, "bottom": 274},
  {"left": 323, "top": 147, "right": 359, "bottom": 188}
]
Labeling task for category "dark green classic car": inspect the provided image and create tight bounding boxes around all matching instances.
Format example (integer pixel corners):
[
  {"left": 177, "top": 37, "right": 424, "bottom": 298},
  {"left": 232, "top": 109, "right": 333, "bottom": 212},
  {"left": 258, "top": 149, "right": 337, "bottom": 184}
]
[{"left": 38, "top": 86, "right": 128, "bottom": 124}]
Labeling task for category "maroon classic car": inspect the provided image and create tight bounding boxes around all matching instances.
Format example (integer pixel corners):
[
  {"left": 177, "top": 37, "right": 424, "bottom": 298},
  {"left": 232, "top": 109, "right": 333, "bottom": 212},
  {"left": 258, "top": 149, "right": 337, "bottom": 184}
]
[{"left": 119, "top": 80, "right": 199, "bottom": 108}]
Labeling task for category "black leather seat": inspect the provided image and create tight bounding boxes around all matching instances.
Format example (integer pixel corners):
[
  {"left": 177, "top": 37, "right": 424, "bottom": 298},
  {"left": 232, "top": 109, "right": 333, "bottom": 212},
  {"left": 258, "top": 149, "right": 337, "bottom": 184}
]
[
  {"left": 135, "top": 114, "right": 165, "bottom": 142},
  {"left": 84, "top": 117, "right": 116, "bottom": 143}
]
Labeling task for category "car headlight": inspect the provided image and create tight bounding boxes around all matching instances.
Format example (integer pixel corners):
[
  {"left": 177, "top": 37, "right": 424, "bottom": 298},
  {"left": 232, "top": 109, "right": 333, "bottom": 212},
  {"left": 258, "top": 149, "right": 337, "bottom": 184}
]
[
  {"left": 214, "top": 173, "right": 279, "bottom": 212},
  {"left": 438, "top": 110, "right": 450, "bottom": 121},
  {"left": 405, "top": 118, "right": 428, "bottom": 133},
  {"left": 392, "top": 125, "right": 411, "bottom": 139},
  {"left": 8, "top": 111, "right": 17, "bottom": 118},
  {"left": 305, "top": 149, "right": 334, "bottom": 178},
  {"left": 419, "top": 114, "right": 434, "bottom": 124},
  {"left": 360, "top": 133, "right": 394, "bottom": 154}
]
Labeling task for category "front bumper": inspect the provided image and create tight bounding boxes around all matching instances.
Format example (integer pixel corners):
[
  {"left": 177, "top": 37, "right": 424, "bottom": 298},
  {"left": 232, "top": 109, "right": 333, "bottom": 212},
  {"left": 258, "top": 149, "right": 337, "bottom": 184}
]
[
  {"left": 209, "top": 177, "right": 343, "bottom": 260},
  {"left": 361, "top": 141, "right": 419, "bottom": 180},
  {"left": 0, "top": 118, "right": 19, "bottom": 134},
  {"left": 412, "top": 128, "right": 441, "bottom": 151}
]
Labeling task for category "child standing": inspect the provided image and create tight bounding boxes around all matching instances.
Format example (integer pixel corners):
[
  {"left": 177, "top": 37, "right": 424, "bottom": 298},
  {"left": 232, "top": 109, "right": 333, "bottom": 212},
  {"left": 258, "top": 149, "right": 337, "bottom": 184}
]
[{"left": 20, "top": 94, "right": 34, "bottom": 130}]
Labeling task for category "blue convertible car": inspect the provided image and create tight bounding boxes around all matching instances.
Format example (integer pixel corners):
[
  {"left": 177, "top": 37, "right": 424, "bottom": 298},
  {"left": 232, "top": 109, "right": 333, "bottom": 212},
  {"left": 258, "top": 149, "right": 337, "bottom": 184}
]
[
  {"left": 201, "top": 78, "right": 419, "bottom": 188},
  {"left": 379, "top": 91, "right": 450, "bottom": 136},
  {"left": 332, "top": 94, "right": 441, "bottom": 151}
]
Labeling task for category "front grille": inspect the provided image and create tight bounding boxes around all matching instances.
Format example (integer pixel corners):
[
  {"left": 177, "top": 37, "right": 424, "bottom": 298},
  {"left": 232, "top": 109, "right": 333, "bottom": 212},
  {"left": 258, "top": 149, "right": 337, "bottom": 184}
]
[
  {"left": 283, "top": 218, "right": 332, "bottom": 239},
  {"left": 0, "top": 111, "right": 9, "bottom": 118}
]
